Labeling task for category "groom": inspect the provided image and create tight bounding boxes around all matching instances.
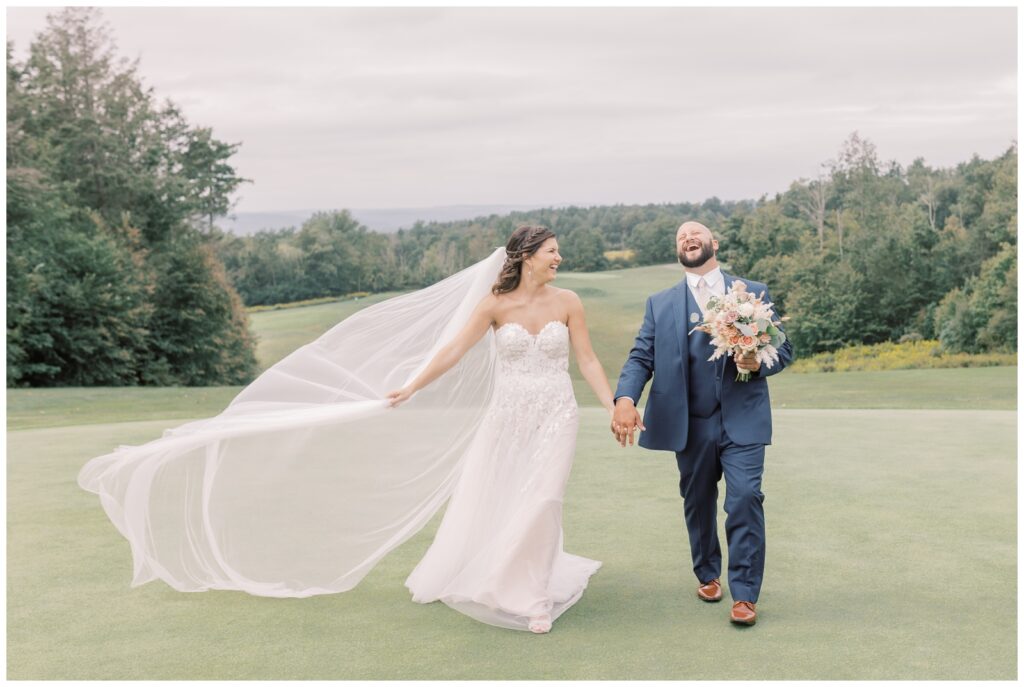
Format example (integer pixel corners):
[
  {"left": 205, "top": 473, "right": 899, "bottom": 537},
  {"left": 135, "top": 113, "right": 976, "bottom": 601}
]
[{"left": 611, "top": 221, "right": 793, "bottom": 626}]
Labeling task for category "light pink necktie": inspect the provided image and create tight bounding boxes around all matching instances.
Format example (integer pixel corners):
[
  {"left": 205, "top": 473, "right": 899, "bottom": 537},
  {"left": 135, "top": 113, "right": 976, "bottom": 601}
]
[{"left": 696, "top": 276, "right": 711, "bottom": 313}]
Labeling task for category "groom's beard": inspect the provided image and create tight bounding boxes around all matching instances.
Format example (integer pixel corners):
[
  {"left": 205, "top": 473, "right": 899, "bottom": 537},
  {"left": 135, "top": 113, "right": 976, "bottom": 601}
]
[{"left": 678, "top": 242, "right": 716, "bottom": 268}]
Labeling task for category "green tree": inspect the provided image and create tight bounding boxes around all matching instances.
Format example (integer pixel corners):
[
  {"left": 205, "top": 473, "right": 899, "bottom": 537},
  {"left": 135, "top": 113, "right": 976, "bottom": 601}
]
[
  {"left": 784, "top": 256, "right": 866, "bottom": 354},
  {"left": 17, "top": 8, "right": 248, "bottom": 242},
  {"left": 295, "top": 211, "right": 364, "bottom": 295},
  {"left": 934, "top": 243, "right": 1017, "bottom": 353},
  {"left": 559, "top": 227, "right": 608, "bottom": 272},
  {"left": 142, "top": 233, "right": 259, "bottom": 385},
  {"left": 7, "top": 173, "right": 152, "bottom": 386},
  {"left": 180, "top": 127, "right": 250, "bottom": 234},
  {"left": 8, "top": 8, "right": 257, "bottom": 386},
  {"left": 628, "top": 216, "right": 678, "bottom": 265}
]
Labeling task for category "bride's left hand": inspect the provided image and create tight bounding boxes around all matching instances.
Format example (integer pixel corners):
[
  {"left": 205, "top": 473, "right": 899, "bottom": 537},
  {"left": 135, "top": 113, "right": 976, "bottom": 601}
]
[{"left": 386, "top": 387, "right": 413, "bottom": 407}]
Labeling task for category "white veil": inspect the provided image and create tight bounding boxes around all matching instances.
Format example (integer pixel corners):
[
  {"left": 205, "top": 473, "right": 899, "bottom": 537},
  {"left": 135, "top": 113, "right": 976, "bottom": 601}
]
[{"left": 78, "top": 247, "right": 507, "bottom": 598}]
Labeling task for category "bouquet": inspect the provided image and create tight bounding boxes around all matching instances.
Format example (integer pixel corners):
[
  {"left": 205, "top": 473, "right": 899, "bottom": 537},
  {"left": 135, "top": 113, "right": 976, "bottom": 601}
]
[{"left": 691, "top": 280, "right": 788, "bottom": 382}]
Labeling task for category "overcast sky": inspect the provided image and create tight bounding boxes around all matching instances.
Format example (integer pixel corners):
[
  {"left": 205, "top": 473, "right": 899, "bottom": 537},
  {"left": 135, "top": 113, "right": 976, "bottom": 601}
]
[{"left": 6, "top": 6, "right": 1017, "bottom": 213}]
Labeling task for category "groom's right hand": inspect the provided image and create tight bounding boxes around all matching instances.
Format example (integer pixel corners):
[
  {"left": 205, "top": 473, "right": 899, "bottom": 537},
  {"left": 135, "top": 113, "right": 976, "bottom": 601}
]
[{"left": 611, "top": 398, "right": 645, "bottom": 447}]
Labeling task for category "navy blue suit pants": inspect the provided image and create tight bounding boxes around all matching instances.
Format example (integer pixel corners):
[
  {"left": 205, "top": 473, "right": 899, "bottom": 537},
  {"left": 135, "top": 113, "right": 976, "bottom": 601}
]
[{"left": 675, "top": 410, "right": 766, "bottom": 603}]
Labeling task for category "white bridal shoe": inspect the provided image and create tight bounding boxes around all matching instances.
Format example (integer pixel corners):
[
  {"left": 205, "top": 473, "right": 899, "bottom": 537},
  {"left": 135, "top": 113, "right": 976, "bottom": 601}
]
[{"left": 528, "top": 615, "right": 552, "bottom": 634}]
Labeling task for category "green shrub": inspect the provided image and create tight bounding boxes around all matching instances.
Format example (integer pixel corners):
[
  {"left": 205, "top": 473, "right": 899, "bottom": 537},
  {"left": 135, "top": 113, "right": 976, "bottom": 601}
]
[{"left": 790, "top": 339, "right": 1016, "bottom": 373}]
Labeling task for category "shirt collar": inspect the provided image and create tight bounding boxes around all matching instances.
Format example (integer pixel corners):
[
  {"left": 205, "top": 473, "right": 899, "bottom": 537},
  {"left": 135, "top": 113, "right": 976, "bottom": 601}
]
[{"left": 685, "top": 266, "right": 723, "bottom": 289}]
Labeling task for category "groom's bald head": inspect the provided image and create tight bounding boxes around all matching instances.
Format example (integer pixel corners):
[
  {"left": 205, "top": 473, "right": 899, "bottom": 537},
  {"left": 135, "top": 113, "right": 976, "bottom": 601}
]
[
  {"left": 677, "top": 221, "right": 712, "bottom": 240},
  {"left": 676, "top": 221, "right": 719, "bottom": 270}
]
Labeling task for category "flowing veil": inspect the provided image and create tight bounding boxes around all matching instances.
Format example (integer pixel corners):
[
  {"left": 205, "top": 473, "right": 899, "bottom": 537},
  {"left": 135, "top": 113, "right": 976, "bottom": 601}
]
[{"left": 78, "top": 247, "right": 507, "bottom": 598}]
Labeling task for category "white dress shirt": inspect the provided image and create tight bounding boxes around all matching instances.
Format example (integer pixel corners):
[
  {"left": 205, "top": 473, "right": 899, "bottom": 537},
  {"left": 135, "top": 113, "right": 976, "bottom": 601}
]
[{"left": 685, "top": 267, "right": 725, "bottom": 314}]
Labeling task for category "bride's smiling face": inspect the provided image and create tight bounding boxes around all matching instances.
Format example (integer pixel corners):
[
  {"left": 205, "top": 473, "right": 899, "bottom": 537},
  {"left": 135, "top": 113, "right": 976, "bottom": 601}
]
[{"left": 525, "top": 237, "right": 562, "bottom": 283}]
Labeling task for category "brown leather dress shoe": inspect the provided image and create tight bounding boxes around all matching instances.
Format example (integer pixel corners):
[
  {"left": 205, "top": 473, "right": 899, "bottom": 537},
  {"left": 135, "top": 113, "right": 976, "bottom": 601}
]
[
  {"left": 730, "top": 601, "right": 757, "bottom": 625},
  {"left": 697, "top": 578, "right": 722, "bottom": 602}
]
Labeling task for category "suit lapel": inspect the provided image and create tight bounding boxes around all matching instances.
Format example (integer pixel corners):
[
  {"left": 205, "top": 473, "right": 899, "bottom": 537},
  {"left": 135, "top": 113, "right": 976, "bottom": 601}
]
[
  {"left": 718, "top": 272, "right": 737, "bottom": 381},
  {"left": 672, "top": 281, "right": 690, "bottom": 385}
]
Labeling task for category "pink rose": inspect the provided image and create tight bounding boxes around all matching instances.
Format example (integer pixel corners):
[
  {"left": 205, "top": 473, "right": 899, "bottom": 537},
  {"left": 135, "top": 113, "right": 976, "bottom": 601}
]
[
  {"left": 728, "top": 335, "right": 740, "bottom": 346},
  {"left": 740, "top": 335, "right": 755, "bottom": 348},
  {"left": 724, "top": 311, "right": 739, "bottom": 324},
  {"left": 759, "top": 333, "right": 771, "bottom": 344}
]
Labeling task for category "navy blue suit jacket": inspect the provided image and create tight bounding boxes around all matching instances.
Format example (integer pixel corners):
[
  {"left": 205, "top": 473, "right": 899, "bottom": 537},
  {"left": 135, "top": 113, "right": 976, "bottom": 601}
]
[{"left": 614, "top": 272, "right": 794, "bottom": 451}]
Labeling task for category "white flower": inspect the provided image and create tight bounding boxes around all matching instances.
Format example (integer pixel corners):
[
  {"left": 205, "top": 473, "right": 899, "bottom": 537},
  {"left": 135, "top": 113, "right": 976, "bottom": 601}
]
[{"left": 737, "top": 302, "right": 755, "bottom": 317}]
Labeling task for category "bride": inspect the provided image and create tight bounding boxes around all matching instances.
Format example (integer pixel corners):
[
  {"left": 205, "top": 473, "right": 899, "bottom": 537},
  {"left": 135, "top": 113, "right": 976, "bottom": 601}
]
[
  {"left": 391, "top": 225, "right": 613, "bottom": 632},
  {"left": 78, "top": 224, "right": 614, "bottom": 634}
]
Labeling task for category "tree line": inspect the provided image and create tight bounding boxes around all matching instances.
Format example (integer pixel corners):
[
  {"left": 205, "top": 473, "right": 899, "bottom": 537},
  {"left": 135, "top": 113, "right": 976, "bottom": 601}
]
[
  {"left": 7, "top": 9, "right": 1015, "bottom": 388},
  {"left": 719, "top": 135, "right": 1016, "bottom": 356},
  {"left": 217, "top": 134, "right": 1016, "bottom": 358},
  {"left": 210, "top": 197, "right": 748, "bottom": 305}
]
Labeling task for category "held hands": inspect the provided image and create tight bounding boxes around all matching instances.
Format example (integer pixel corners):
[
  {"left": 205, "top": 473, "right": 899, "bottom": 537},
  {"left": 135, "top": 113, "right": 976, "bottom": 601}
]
[
  {"left": 386, "top": 386, "right": 414, "bottom": 408},
  {"left": 736, "top": 351, "right": 761, "bottom": 373},
  {"left": 610, "top": 398, "right": 646, "bottom": 447}
]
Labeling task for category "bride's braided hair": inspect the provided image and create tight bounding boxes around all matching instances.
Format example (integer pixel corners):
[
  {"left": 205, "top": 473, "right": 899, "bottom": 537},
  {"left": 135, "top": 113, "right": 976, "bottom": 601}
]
[{"left": 492, "top": 225, "right": 556, "bottom": 295}]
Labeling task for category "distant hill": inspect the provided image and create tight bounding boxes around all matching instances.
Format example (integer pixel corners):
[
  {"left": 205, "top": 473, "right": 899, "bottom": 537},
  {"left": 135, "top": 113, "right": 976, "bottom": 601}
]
[{"left": 215, "top": 204, "right": 550, "bottom": 235}]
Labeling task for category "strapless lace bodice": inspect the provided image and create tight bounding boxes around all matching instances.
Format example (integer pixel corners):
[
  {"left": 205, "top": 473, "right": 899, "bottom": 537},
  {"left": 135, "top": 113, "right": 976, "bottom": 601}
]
[
  {"left": 494, "top": 320, "right": 571, "bottom": 376},
  {"left": 485, "top": 320, "right": 576, "bottom": 432}
]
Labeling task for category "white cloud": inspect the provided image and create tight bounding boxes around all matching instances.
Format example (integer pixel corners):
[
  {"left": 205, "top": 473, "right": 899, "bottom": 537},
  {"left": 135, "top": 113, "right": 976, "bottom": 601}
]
[{"left": 6, "top": 6, "right": 1016, "bottom": 211}]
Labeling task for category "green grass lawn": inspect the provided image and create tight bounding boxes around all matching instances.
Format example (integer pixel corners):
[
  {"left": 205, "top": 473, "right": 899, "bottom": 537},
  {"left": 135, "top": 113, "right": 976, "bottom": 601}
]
[
  {"left": 7, "top": 366, "right": 1016, "bottom": 431},
  {"left": 7, "top": 405, "right": 1016, "bottom": 679},
  {"left": 6, "top": 263, "right": 1018, "bottom": 679},
  {"left": 245, "top": 291, "right": 400, "bottom": 370}
]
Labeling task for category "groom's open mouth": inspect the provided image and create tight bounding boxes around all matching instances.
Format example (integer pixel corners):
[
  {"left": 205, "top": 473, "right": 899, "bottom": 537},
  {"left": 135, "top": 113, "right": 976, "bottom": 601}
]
[{"left": 685, "top": 240, "right": 703, "bottom": 254}]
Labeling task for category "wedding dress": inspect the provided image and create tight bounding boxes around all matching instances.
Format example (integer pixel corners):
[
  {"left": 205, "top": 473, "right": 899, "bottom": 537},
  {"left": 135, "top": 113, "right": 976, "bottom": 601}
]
[
  {"left": 77, "top": 247, "right": 600, "bottom": 631},
  {"left": 406, "top": 320, "right": 601, "bottom": 629}
]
